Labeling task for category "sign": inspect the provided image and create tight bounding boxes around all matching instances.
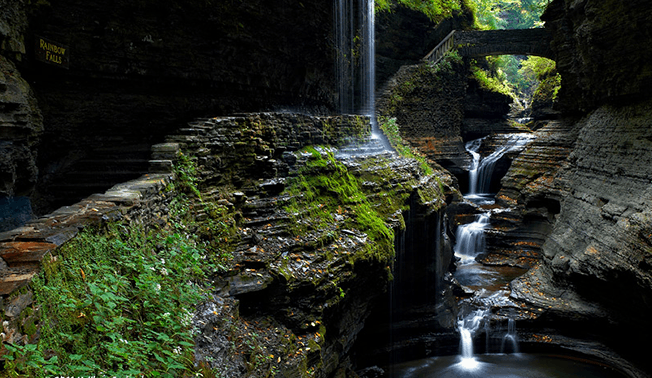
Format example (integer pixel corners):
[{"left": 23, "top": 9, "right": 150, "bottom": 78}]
[{"left": 35, "top": 36, "right": 69, "bottom": 69}]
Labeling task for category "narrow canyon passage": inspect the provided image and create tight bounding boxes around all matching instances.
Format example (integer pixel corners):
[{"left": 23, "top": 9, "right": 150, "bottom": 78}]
[{"left": 1, "top": 0, "right": 651, "bottom": 376}]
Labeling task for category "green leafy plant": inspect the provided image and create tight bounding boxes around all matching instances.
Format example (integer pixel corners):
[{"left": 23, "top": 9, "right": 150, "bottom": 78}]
[
  {"left": 376, "top": 0, "right": 463, "bottom": 23},
  {"left": 2, "top": 153, "right": 231, "bottom": 377}
]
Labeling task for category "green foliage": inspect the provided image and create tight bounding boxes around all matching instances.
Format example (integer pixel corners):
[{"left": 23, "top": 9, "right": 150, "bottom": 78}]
[
  {"left": 4, "top": 225, "right": 206, "bottom": 377},
  {"left": 468, "top": 0, "right": 549, "bottom": 30},
  {"left": 376, "top": 0, "right": 463, "bottom": 23},
  {"left": 518, "top": 56, "right": 560, "bottom": 103},
  {"left": 519, "top": 56, "right": 556, "bottom": 82},
  {"left": 173, "top": 151, "right": 203, "bottom": 200},
  {"left": 470, "top": 61, "right": 516, "bottom": 99},
  {"left": 3, "top": 153, "right": 232, "bottom": 377},
  {"left": 464, "top": 0, "right": 557, "bottom": 103}
]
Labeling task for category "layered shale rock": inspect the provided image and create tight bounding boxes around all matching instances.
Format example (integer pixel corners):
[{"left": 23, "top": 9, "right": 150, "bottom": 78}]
[
  {"left": 485, "top": 120, "right": 581, "bottom": 268},
  {"left": 0, "top": 56, "right": 42, "bottom": 199},
  {"left": 1, "top": 0, "right": 343, "bottom": 214},
  {"left": 163, "top": 114, "right": 457, "bottom": 376},
  {"left": 377, "top": 57, "right": 523, "bottom": 187},
  {"left": 543, "top": 0, "right": 652, "bottom": 113},
  {"left": 509, "top": 102, "right": 652, "bottom": 374}
]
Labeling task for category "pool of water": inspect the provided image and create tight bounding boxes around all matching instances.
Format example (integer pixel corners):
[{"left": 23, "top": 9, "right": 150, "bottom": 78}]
[
  {"left": 454, "top": 261, "right": 527, "bottom": 292},
  {"left": 388, "top": 353, "right": 627, "bottom": 378}
]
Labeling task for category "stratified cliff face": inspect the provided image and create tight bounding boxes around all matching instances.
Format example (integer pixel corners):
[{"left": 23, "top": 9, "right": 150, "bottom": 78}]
[
  {"left": 509, "top": 102, "right": 652, "bottom": 373},
  {"left": 543, "top": 0, "right": 652, "bottom": 113},
  {"left": 501, "top": 0, "right": 652, "bottom": 373},
  {"left": 0, "top": 1, "right": 42, "bottom": 199}
]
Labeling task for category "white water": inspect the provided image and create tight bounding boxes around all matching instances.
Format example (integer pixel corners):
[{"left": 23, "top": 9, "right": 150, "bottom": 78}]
[
  {"left": 457, "top": 310, "right": 486, "bottom": 370},
  {"left": 453, "top": 134, "right": 532, "bottom": 366},
  {"left": 334, "top": 0, "right": 392, "bottom": 153},
  {"left": 466, "top": 134, "right": 535, "bottom": 196},
  {"left": 334, "top": 0, "right": 354, "bottom": 114},
  {"left": 501, "top": 318, "right": 519, "bottom": 354},
  {"left": 453, "top": 213, "right": 490, "bottom": 264}
]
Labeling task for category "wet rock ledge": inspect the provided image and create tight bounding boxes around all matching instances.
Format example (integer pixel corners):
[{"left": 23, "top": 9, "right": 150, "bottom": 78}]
[{"left": 0, "top": 112, "right": 457, "bottom": 377}]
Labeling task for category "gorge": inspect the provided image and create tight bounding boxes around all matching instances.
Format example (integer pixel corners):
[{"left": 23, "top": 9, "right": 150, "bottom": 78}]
[{"left": 1, "top": 0, "right": 652, "bottom": 377}]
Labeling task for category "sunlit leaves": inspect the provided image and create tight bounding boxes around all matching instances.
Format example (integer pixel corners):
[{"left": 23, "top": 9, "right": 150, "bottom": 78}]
[{"left": 376, "top": 0, "right": 463, "bottom": 23}]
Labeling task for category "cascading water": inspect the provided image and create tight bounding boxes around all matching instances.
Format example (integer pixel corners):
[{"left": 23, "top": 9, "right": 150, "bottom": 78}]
[
  {"left": 334, "top": 0, "right": 392, "bottom": 155},
  {"left": 501, "top": 318, "right": 519, "bottom": 354},
  {"left": 457, "top": 310, "right": 486, "bottom": 370},
  {"left": 334, "top": 0, "right": 355, "bottom": 114},
  {"left": 453, "top": 213, "right": 490, "bottom": 264},
  {"left": 466, "top": 134, "right": 535, "bottom": 198},
  {"left": 451, "top": 134, "right": 534, "bottom": 369}
]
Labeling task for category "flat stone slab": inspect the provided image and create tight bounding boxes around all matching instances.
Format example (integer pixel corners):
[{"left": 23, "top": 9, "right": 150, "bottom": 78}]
[{"left": 0, "top": 241, "right": 57, "bottom": 267}]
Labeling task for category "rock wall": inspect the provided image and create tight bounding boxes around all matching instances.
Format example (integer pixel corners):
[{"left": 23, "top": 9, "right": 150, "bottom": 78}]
[
  {"left": 495, "top": 1, "right": 652, "bottom": 374},
  {"left": 543, "top": 0, "right": 652, "bottom": 113},
  {"left": 0, "top": 0, "right": 43, "bottom": 200},
  {"left": 376, "top": 56, "right": 522, "bottom": 188},
  {"left": 1, "top": 0, "right": 341, "bottom": 214},
  {"left": 509, "top": 102, "right": 652, "bottom": 374},
  {"left": 0, "top": 111, "right": 460, "bottom": 377},
  {"left": 375, "top": 2, "right": 474, "bottom": 88}
]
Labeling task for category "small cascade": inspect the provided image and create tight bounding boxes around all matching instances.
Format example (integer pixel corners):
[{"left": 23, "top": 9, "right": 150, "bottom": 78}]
[
  {"left": 453, "top": 213, "right": 490, "bottom": 264},
  {"left": 466, "top": 134, "right": 535, "bottom": 197},
  {"left": 457, "top": 310, "right": 486, "bottom": 370},
  {"left": 501, "top": 318, "right": 520, "bottom": 354},
  {"left": 465, "top": 138, "right": 483, "bottom": 196}
]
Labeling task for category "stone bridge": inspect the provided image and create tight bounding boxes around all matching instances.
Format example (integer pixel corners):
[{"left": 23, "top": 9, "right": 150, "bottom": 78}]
[{"left": 424, "top": 28, "right": 553, "bottom": 64}]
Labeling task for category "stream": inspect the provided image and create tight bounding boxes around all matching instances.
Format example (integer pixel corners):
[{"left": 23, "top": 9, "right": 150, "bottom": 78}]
[{"left": 387, "top": 134, "right": 627, "bottom": 377}]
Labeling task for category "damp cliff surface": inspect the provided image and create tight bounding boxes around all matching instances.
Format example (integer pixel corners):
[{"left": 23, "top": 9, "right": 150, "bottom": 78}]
[
  {"left": 494, "top": 0, "right": 652, "bottom": 374},
  {"left": 0, "top": 112, "right": 460, "bottom": 376},
  {"left": 508, "top": 102, "right": 652, "bottom": 374},
  {"left": 1, "top": 0, "right": 341, "bottom": 214},
  {"left": 543, "top": 0, "right": 652, "bottom": 113},
  {"left": 376, "top": 55, "right": 523, "bottom": 189}
]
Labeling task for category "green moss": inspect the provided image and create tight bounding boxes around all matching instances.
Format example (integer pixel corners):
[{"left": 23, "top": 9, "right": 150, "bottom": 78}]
[
  {"left": 377, "top": 116, "right": 435, "bottom": 176},
  {"left": 283, "top": 147, "right": 395, "bottom": 262},
  {"left": 470, "top": 62, "right": 516, "bottom": 99}
]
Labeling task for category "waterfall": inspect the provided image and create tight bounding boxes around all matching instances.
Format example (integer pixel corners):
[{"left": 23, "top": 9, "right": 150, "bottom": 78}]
[
  {"left": 334, "top": 0, "right": 355, "bottom": 114},
  {"left": 457, "top": 310, "right": 486, "bottom": 370},
  {"left": 465, "top": 138, "right": 483, "bottom": 196},
  {"left": 501, "top": 318, "right": 520, "bottom": 354},
  {"left": 453, "top": 213, "right": 490, "bottom": 264},
  {"left": 361, "top": 0, "right": 375, "bottom": 117},
  {"left": 465, "top": 134, "right": 535, "bottom": 196},
  {"left": 334, "top": 0, "right": 374, "bottom": 116},
  {"left": 334, "top": 0, "right": 392, "bottom": 153}
]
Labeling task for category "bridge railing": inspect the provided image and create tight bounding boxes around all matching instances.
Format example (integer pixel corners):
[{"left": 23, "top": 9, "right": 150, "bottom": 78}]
[
  {"left": 423, "top": 30, "right": 456, "bottom": 65},
  {"left": 423, "top": 28, "right": 553, "bottom": 63}
]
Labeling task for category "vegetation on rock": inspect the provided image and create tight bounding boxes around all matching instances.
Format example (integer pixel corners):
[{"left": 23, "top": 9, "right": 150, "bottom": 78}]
[
  {"left": 2, "top": 153, "right": 234, "bottom": 377},
  {"left": 375, "top": 0, "right": 465, "bottom": 23},
  {"left": 285, "top": 147, "right": 395, "bottom": 262}
]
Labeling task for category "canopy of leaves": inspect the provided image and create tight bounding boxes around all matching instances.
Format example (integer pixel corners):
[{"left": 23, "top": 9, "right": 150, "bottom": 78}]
[
  {"left": 376, "top": 0, "right": 464, "bottom": 23},
  {"left": 469, "top": 0, "right": 550, "bottom": 30}
]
